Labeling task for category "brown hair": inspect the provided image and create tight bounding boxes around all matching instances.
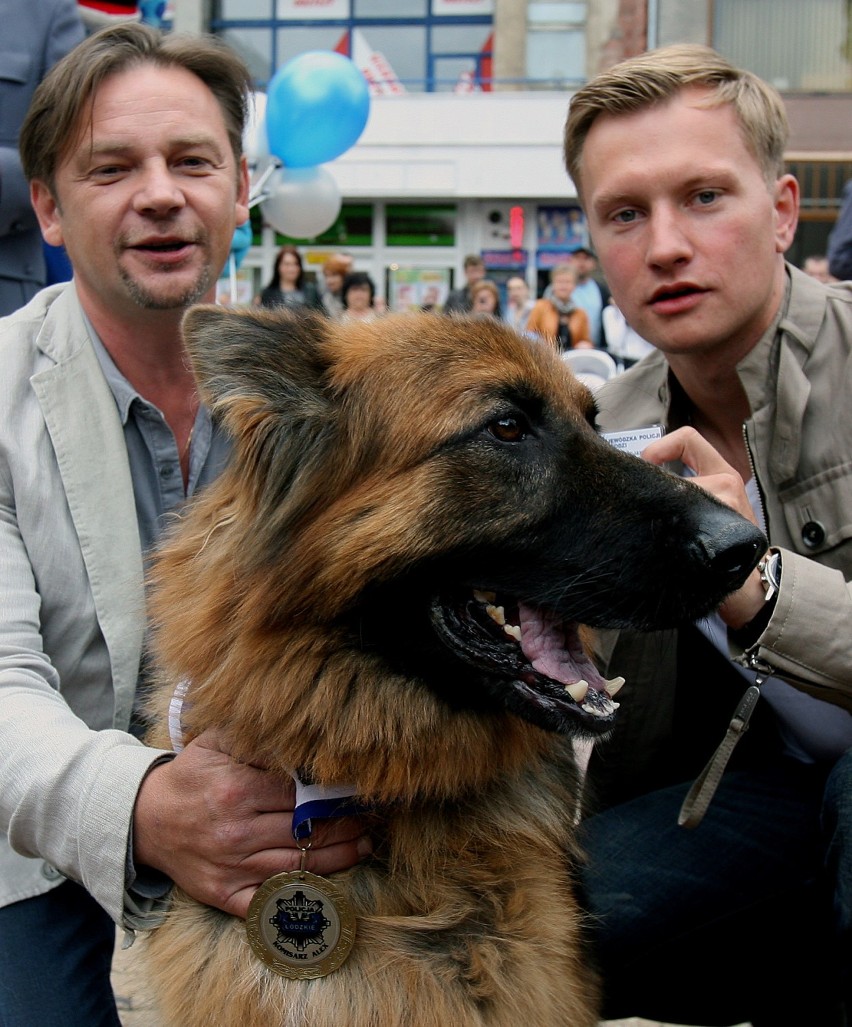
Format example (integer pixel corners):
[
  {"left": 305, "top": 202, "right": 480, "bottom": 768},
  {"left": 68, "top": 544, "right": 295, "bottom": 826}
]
[
  {"left": 323, "top": 255, "right": 353, "bottom": 277},
  {"left": 564, "top": 44, "right": 789, "bottom": 200},
  {"left": 20, "top": 21, "right": 252, "bottom": 190},
  {"left": 266, "top": 245, "right": 307, "bottom": 291},
  {"left": 471, "top": 279, "right": 499, "bottom": 301}
]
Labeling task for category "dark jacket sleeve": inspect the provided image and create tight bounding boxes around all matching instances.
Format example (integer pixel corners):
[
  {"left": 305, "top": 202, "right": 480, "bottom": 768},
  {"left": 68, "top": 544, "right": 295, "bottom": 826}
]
[{"left": 828, "top": 179, "right": 852, "bottom": 281}]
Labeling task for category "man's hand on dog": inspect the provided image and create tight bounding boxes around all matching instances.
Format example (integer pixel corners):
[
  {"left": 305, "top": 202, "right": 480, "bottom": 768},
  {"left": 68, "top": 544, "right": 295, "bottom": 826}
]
[
  {"left": 132, "top": 729, "right": 371, "bottom": 919},
  {"left": 641, "top": 426, "right": 769, "bottom": 631}
]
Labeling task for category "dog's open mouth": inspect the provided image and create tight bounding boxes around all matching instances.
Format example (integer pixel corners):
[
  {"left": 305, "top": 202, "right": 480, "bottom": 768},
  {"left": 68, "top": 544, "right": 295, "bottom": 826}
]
[{"left": 430, "top": 589, "right": 623, "bottom": 735}]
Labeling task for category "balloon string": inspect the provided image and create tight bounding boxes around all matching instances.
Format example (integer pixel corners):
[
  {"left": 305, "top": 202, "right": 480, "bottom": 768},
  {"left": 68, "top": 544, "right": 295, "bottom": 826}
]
[
  {"left": 228, "top": 253, "right": 237, "bottom": 306},
  {"left": 248, "top": 158, "right": 282, "bottom": 210}
]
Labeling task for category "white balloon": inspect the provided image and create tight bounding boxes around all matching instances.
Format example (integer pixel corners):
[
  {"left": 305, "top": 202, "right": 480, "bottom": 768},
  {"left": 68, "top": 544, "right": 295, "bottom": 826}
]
[
  {"left": 260, "top": 166, "right": 342, "bottom": 239},
  {"left": 243, "top": 91, "right": 269, "bottom": 166}
]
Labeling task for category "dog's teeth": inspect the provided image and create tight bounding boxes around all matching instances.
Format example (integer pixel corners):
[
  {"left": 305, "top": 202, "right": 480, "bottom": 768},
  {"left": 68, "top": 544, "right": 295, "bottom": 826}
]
[
  {"left": 598, "top": 694, "right": 618, "bottom": 715},
  {"left": 605, "top": 675, "right": 625, "bottom": 697},
  {"left": 582, "top": 695, "right": 618, "bottom": 718},
  {"left": 486, "top": 603, "right": 506, "bottom": 626},
  {"left": 473, "top": 589, "right": 496, "bottom": 604},
  {"left": 503, "top": 623, "right": 522, "bottom": 642},
  {"left": 565, "top": 680, "right": 589, "bottom": 703}
]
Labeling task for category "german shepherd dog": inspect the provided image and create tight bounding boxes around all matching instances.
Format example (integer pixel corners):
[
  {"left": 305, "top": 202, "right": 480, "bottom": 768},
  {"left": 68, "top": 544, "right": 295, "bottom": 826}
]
[{"left": 143, "top": 307, "right": 764, "bottom": 1026}]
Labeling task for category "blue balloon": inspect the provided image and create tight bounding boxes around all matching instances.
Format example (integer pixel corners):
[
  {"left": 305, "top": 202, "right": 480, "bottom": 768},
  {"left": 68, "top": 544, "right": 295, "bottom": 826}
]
[
  {"left": 265, "top": 51, "right": 370, "bottom": 168},
  {"left": 138, "top": 1, "right": 166, "bottom": 26},
  {"left": 229, "top": 222, "right": 253, "bottom": 269}
]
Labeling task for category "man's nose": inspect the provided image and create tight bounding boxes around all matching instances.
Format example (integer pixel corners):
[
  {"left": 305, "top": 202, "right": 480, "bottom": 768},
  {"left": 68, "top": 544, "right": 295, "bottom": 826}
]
[
  {"left": 133, "top": 163, "right": 186, "bottom": 214},
  {"left": 646, "top": 206, "right": 692, "bottom": 269}
]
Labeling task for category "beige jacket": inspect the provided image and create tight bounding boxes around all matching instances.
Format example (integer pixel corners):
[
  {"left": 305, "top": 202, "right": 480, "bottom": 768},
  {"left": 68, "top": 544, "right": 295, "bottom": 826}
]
[
  {"left": 0, "top": 284, "right": 170, "bottom": 927},
  {"left": 589, "top": 265, "right": 852, "bottom": 803}
]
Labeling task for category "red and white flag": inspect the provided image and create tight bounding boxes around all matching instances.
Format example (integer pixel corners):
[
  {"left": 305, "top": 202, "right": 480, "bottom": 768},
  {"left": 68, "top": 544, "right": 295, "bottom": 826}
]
[{"left": 335, "top": 28, "right": 406, "bottom": 96}]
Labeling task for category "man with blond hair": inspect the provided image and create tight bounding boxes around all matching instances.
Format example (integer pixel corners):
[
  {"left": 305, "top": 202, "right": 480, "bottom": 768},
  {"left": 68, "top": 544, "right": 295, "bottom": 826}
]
[{"left": 565, "top": 44, "right": 852, "bottom": 1025}]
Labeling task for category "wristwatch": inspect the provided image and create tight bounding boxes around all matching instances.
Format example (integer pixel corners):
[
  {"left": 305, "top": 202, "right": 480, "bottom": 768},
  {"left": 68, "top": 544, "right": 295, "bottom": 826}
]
[
  {"left": 730, "top": 547, "right": 781, "bottom": 648},
  {"left": 757, "top": 547, "right": 782, "bottom": 605}
]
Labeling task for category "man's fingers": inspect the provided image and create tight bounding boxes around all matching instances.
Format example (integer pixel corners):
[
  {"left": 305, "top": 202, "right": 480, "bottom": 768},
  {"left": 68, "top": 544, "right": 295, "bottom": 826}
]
[
  {"left": 641, "top": 425, "right": 727, "bottom": 474},
  {"left": 640, "top": 426, "right": 757, "bottom": 524},
  {"left": 192, "top": 835, "right": 373, "bottom": 920}
]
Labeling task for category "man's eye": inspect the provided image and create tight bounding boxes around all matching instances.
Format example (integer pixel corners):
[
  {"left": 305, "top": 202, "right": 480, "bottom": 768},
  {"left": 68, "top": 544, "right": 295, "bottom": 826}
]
[
  {"left": 179, "top": 156, "right": 209, "bottom": 169},
  {"left": 696, "top": 190, "right": 718, "bottom": 205},
  {"left": 488, "top": 415, "right": 528, "bottom": 442},
  {"left": 613, "top": 209, "right": 638, "bottom": 224}
]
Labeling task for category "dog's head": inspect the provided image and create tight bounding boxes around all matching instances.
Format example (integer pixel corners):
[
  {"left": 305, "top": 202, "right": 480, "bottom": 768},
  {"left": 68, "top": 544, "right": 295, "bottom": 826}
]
[{"left": 168, "top": 306, "right": 763, "bottom": 740}]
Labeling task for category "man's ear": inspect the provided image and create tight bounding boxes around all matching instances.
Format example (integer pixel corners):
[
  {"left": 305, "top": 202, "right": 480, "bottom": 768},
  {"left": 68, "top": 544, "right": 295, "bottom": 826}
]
[
  {"left": 774, "top": 173, "right": 799, "bottom": 254},
  {"left": 30, "top": 181, "right": 64, "bottom": 248},
  {"left": 235, "top": 155, "right": 250, "bottom": 230}
]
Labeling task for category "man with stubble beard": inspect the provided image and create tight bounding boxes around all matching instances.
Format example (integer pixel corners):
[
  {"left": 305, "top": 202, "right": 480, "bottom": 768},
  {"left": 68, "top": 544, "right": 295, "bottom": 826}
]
[{"left": 0, "top": 23, "right": 364, "bottom": 1026}]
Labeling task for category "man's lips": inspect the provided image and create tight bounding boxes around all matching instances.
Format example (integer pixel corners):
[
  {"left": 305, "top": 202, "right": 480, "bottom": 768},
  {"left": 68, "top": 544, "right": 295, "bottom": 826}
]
[
  {"left": 127, "top": 238, "right": 196, "bottom": 265},
  {"left": 648, "top": 282, "right": 707, "bottom": 315}
]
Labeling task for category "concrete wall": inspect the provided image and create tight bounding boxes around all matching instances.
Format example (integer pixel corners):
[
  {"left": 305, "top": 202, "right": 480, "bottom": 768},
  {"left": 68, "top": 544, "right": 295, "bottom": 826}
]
[{"left": 333, "top": 91, "right": 577, "bottom": 200}]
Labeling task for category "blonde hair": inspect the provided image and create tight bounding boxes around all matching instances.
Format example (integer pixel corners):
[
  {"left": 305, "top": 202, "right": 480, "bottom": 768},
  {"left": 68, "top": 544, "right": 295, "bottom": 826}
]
[
  {"left": 549, "top": 262, "right": 576, "bottom": 282},
  {"left": 564, "top": 44, "right": 788, "bottom": 199}
]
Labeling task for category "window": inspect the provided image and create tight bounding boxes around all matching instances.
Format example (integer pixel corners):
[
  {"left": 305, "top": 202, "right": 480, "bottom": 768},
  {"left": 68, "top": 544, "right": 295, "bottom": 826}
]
[
  {"left": 212, "top": 1, "right": 493, "bottom": 92},
  {"left": 714, "top": 0, "right": 852, "bottom": 92},
  {"left": 525, "top": 1, "right": 587, "bottom": 86},
  {"left": 272, "top": 204, "right": 374, "bottom": 245},
  {"left": 386, "top": 205, "right": 456, "bottom": 246}
]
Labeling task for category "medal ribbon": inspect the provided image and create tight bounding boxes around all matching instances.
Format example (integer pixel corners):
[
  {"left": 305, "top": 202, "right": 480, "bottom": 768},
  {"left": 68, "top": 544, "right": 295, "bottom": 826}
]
[{"left": 290, "top": 777, "right": 365, "bottom": 842}]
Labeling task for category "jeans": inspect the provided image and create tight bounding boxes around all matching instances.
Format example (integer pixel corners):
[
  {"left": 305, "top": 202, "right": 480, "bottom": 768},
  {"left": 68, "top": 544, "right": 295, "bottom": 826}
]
[
  {"left": 0, "top": 879, "right": 120, "bottom": 1027},
  {"left": 578, "top": 756, "right": 847, "bottom": 1026},
  {"left": 825, "top": 747, "right": 852, "bottom": 1018}
]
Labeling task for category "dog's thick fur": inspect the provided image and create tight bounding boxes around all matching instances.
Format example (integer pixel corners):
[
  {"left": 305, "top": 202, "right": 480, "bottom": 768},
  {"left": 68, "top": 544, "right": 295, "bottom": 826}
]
[{"left": 142, "top": 309, "right": 764, "bottom": 1027}]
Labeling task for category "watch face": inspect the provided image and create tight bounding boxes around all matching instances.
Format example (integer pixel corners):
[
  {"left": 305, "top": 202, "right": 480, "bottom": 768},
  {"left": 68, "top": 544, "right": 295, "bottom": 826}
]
[{"left": 759, "top": 550, "right": 781, "bottom": 601}]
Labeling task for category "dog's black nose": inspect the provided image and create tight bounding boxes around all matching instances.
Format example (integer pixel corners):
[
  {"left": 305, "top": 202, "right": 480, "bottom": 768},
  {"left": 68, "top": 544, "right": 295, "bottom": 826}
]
[{"left": 694, "top": 515, "right": 766, "bottom": 588}]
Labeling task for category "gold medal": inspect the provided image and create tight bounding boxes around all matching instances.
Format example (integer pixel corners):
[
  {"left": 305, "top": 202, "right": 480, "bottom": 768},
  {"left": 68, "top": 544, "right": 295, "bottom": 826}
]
[{"left": 245, "top": 870, "right": 356, "bottom": 979}]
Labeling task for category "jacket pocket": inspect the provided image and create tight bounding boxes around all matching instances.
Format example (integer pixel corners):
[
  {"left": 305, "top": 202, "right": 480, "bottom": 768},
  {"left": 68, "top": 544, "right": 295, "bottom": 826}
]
[
  {"left": 0, "top": 51, "right": 31, "bottom": 85},
  {"left": 779, "top": 461, "right": 852, "bottom": 555}
]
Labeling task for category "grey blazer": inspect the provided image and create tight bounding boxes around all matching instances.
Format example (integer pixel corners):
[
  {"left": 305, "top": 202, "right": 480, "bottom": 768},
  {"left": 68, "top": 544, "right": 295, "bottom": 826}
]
[
  {"left": 0, "top": 0, "right": 85, "bottom": 310},
  {"left": 0, "top": 283, "right": 170, "bottom": 927}
]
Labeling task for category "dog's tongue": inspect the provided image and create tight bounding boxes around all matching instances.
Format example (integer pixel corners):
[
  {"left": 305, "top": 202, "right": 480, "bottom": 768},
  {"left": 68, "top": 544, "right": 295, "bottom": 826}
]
[{"left": 518, "top": 602, "right": 606, "bottom": 690}]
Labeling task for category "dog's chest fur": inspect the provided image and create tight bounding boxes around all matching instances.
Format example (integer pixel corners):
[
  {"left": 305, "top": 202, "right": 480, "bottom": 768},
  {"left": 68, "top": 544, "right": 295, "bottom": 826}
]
[{"left": 144, "top": 743, "right": 598, "bottom": 1026}]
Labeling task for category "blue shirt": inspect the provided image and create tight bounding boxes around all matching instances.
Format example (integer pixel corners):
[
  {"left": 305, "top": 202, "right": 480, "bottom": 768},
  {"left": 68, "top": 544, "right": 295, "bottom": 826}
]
[
  {"left": 88, "top": 318, "right": 232, "bottom": 736},
  {"left": 571, "top": 279, "right": 604, "bottom": 348},
  {"left": 88, "top": 324, "right": 231, "bottom": 558}
]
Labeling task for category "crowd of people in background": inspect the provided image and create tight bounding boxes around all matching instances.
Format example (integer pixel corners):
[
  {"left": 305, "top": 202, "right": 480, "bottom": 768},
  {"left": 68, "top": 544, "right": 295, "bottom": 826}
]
[{"left": 250, "top": 237, "right": 849, "bottom": 390}]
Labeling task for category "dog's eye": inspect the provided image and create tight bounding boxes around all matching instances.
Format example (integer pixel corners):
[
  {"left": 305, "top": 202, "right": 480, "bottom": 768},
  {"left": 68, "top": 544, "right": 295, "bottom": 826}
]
[{"left": 488, "top": 415, "right": 528, "bottom": 443}]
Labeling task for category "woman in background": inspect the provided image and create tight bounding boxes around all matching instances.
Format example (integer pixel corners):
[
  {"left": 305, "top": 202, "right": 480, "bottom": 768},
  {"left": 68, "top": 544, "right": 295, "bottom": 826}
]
[
  {"left": 256, "top": 245, "right": 323, "bottom": 312},
  {"left": 470, "top": 279, "right": 502, "bottom": 319},
  {"left": 340, "top": 271, "right": 379, "bottom": 323}
]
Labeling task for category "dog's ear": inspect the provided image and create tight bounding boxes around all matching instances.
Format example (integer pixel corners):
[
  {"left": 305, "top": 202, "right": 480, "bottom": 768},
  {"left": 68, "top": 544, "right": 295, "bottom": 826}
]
[{"left": 181, "top": 304, "right": 330, "bottom": 412}]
